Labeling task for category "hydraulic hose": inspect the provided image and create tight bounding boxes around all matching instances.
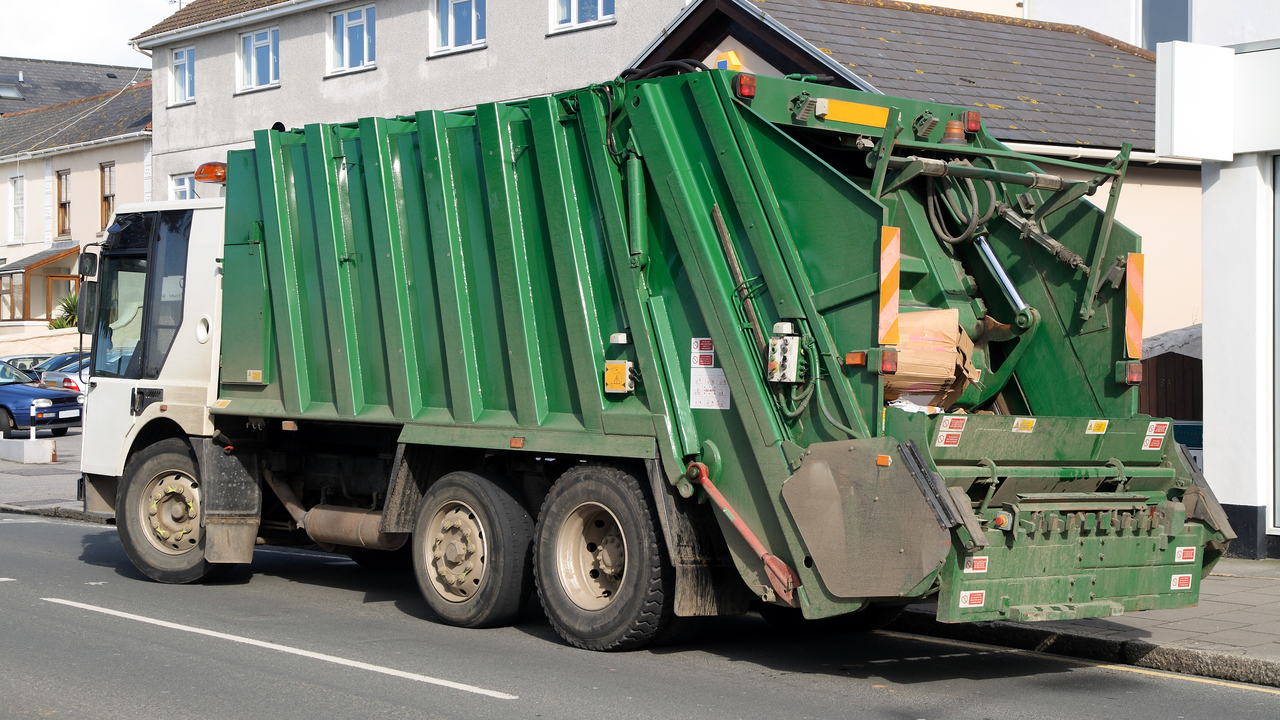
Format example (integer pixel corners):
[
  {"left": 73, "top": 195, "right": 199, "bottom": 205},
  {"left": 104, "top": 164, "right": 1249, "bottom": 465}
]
[{"left": 925, "top": 166, "right": 998, "bottom": 245}]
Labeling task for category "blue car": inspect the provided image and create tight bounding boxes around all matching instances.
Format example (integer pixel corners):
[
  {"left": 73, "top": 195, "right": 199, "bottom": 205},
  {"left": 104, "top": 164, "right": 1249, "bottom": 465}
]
[{"left": 0, "top": 361, "right": 83, "bottom": 438}]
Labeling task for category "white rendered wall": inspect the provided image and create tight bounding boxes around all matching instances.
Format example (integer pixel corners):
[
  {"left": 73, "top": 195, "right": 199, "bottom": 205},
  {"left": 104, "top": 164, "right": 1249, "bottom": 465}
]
[
  {"left": 1025, "top": 0, "right": 1139, "bottom": 46},
  {"left": 1191, "top": 0, "right": 1280, "bottom": 46},
  {"left": 1200, "top": 153, "right": 1273, "bottom": 515}
]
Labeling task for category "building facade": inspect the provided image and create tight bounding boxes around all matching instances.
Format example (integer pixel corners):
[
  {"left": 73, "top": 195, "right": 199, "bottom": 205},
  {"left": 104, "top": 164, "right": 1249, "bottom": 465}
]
[{"left": 132, "top": 0, "right": 689, "bottom": 200}]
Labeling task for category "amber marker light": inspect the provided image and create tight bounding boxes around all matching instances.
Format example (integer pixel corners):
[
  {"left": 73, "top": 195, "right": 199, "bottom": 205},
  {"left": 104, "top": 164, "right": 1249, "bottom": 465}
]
[{"left": 195, "top": 162, "right": 228, "bottom": 184}]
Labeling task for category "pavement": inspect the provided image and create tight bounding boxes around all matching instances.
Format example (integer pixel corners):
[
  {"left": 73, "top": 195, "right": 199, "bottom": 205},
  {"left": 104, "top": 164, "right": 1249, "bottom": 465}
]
[{"left": 3, "top": 432, "right": 1279, "bottom": 689}]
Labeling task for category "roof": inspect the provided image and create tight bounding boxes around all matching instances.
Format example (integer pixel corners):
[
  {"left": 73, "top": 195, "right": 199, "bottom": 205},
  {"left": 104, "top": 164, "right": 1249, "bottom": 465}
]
[
  {"left": 133, "top": 0, "right": 293, "bottom": 42},
  {"left": 645, "top": 0, "right": 1157, "bottom": 151},
  {"left": 0, "top": 82, "right": 152, "bottom": 159},
  {"left": 0, "top": 242, "right": 79, "bottom": 275},
  {"left": 0, "top": 57, "right": 150, "bottom": 114}
]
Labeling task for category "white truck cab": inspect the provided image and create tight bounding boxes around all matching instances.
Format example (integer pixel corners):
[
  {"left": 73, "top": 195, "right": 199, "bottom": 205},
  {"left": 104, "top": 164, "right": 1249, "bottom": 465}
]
[{"left": 80, "top": 199, "right": 225, "bottom": 515}]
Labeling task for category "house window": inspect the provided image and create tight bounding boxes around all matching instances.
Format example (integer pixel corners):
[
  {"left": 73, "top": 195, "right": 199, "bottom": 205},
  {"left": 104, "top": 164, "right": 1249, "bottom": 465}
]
[
  {"left": 1143, "top": 0, "right": 1190, "bottom": 50},
  {"left": 57, "top": 170, "right": 70, "bottom": 236},
  {"left": 435, "top": 0, "right": 486, "bottom": 53},
  {"left": 332, "top": 6, "right": 376, "bottom": 71},
  {"left": 240, "top": 28, "right": 280, "bottom": 90},
  {"left": 173, "top": 46, "right": 195, "bottom": 102},
  {"left": 0, "top": 274, "right": 22, "bottom": 320},
  {"left": 101, "top": 163, "right": 116, "bottom": 230},
  {"left": 171, "top": 174, "right": 196, "bottom": 200},
  {"left": 553, "top": 0, "right": 613, "bottom": 31},
  {"left": 8, "top": 176, "right": 21, "bottom": 241}
]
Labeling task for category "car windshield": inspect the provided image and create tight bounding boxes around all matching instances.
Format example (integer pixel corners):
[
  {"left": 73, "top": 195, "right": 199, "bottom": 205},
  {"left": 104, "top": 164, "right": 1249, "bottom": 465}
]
[{"left": 0, "top": 362, "right": 35, "bottom": 385}]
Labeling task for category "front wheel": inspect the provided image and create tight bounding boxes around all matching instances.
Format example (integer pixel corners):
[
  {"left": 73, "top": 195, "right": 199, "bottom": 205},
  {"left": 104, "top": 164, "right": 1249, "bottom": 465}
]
[
  {"left": 116, "top": 438, "right": 231, "bottom": 584},
  {"left": 1, "top": 409, "right": 18, "bottom": 439},
  {"left": 51, "top": 427, "right": 69, "bottom": 437},
  {"left": 534, "top": 464, "right": 675, "bottom": 651}
]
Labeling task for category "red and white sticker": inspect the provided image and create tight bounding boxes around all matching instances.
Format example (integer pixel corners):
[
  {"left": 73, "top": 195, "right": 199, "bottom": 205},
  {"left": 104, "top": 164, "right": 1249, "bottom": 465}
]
[
  {"left": 691, "top": 353, "right": 714, "bottom": 367},
  {"left": 1174, "top": 546, "right": 1196, "bottom": 563},
  {"left": 1142, "top": 436, "right": 1165, "bottom": 451},
  {"left": 1170, "top": 574, "right": 1193, "bottom": 591},
  {"left": 936, "top": 431, "right": 963, "bottom": 448},
  {"left": 958, "top": 590, "right": 986, "bottom": 608},
  {"left": 963, "top": 556, "right": 988, "bottom": 574},
  {"left": 1086, "top": 419, "right": 1109, "bottom": 435},
  {"left": 691, "top": 338, "right": 714, "bottom": 353},
  {"left": 1147, "top": 421, "right": 1170, "bottom": 436},
  {"left": 940, "top": 416, "right": 967, "bottom": 432}
]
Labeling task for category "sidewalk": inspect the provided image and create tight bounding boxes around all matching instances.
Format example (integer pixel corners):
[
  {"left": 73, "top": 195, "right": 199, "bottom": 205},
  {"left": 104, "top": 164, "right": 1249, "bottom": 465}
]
[{"left": 2, "top": 447, "right": 1277, "bottom": 687}]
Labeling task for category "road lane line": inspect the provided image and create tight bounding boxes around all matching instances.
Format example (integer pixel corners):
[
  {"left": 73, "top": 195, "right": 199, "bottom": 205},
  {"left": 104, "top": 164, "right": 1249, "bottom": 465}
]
[
  {"left": 43, "top": 597, "right": 518, "bottom": 700},
  {"left": 877, "top": 630, "right": 1280, "bottom": 696},
  {"left": 0, "top": 578, "right": 14, "bottom": 582}
]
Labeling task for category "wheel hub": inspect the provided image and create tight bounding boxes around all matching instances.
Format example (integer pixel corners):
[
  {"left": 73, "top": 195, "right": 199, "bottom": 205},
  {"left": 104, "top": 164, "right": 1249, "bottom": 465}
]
[
  {"left": 426, "top": 503, "right": 486, "bottom": 602},
  {"left": 557, "top": 503, "right": 627, "bottom": 611},
  {"left": 140, "top": 472, "right": 202, "bottom": 556}
]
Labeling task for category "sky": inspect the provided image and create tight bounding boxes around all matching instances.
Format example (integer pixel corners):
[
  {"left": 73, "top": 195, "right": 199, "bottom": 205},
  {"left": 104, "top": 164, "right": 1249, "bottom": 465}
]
[{"left": 6, "top": 0, "right": 180, "bottom": 67}]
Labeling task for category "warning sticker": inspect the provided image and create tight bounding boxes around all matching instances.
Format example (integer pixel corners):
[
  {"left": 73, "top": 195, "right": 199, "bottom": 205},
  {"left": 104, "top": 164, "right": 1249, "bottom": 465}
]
[
  {"left": 1142, "top": 436, "right": 1165, "bottom": 451},
  {"left": 963, "top": 557, "right": 989, "bottom": 574},
  {"left": 691, "top": 338, "right": 714, "bottom": 353},
  {"left": 691, "top": 353, "right": 715, "bottom": 367},
  {"left": 940, "top": 416, "right": 967, "bottom": 432},
  {"left": 214, "top": 399, "right": 232, "bottom": 409},
  {"left": 690, "top": 367, "right": 731, "bottom": 410},
  {"left": 1012, "top": 417, "right": 1036, "bottom": 434},
  {"left": 1086, "top": 419, "right": 1109, "bottom": 435},
  {"left": 1147, "top": 421, "right": 1170, "bottom": 436},
  {"left": 936, "top": 431, "right": 963, "bottom": 448},
  {"left": 1170, "top": 574, "right": 1193, "bottom": 591},
  {"left": 958, "top": 590, "right": 986, "bottom": 608},
  {"left": 1174, "top": 547, "right": 1197, "bottom": 563},
  {"left": 690, "top": 338, "right": 715, "bottom": 368}
]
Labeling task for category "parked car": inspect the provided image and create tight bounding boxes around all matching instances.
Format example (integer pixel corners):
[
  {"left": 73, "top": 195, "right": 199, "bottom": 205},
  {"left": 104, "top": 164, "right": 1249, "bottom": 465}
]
[
  {"left": 0, "top": 362, "right": 83, "bottom": 438},
  {"left": 0, "top": 354, "right": 55, "bottom": 372},
  {"left": 42, "top": 358, "right": 90, "bottom": 393},
  {"left": 33, "top": 352, "right": 88, "bottom": 375}
]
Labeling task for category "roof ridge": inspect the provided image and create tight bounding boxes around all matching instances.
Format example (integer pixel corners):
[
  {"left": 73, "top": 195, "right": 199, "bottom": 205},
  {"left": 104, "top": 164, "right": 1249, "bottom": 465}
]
[
  {"left": 808, "top": 0, "right": 1156, "bottom": 61},
  {"left": 0, "top": 80, "right": 152, "bottom": 119},
  {"left": 0, "top": 56, "right": 150, "bottom": 71}
]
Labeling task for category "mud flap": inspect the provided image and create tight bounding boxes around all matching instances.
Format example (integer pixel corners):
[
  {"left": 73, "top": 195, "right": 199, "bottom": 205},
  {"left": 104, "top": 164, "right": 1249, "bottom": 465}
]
[{"left": 195, "top": 439, "right": 261, "bottom": 564}]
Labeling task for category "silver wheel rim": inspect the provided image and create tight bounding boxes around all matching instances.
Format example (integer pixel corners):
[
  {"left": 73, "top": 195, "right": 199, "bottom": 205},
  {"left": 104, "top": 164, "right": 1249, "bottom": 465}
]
[
  {"left": 555, "top": 502, "right": 627, "bottom": 611},
  {"left": 139, "top": 470, "right": 202, "bottom": 556},
  {"left": 426, "top": 500, "right": 488, "bottom": 603}
]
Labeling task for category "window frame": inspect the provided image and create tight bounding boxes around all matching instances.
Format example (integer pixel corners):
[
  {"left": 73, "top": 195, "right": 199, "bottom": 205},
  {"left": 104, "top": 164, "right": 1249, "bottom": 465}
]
[
  {"left": 330, "top": 5, "right": 377, "bottom": 74},
  {"left": 238, "top": 27, "right": 281, "bottom": 92},
  {"left": 432, "top": 0, "right": 486, "bottom": 56},
  {"left": 170, "top": 173, "right": 196, "bottom": 201},
  {"left": 172, "top": 46, "right": 195, "bottom": 103},
  {"left": 7, "top": 175, "right": 22, "bottom": 242},
  {"left": 56, "top": 170, "right": 70, "bottom": 237},
  {"left": 101, "top": 163, "right": 116, "bottom": 231},
  {"left": 549, "top": 0, "right": 614, "bottom": 34}
]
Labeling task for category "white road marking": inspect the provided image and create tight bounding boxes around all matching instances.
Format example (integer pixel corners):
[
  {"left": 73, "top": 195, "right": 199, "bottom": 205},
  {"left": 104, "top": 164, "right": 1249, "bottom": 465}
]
[
  {"left": 0, "top": 518, "right": 46, "bottom": 524},
  {"left": 43, "top": 598, "right": 518, "bottom": 700},
  {"left": 0, "top": 578, "right": 15, "bottom": 582},
  {"left": 85, "top": 582, "right": 108, "bottom": 585}
]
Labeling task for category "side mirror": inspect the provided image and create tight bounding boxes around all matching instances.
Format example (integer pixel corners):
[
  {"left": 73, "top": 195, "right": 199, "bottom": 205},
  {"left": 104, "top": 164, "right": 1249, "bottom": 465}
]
[
  {"left": 78, "top": 253, "right": 98, "bottom": 278},
  {"left": 78, "top": 281, "right": 98, "bottom": 335}
]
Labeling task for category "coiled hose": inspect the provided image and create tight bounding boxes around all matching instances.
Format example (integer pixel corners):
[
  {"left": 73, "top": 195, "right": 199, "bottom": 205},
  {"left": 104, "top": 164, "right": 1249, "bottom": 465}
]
[{"left": 925, "top": 168, "right": 998, "bottom": 245}]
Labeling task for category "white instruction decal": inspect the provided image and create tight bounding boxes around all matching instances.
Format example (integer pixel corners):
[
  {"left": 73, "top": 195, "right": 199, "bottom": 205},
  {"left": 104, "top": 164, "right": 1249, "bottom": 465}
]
[
  {"left": 689, "top": 367, "right": 731, "bottom": 410},
  {"left": 160, "top": 275, "right": 185, "bottom": 301},
  {"left": 1147, "top": 421, "right": 1169, "bottom": 436},
  {"left": 963, "top": 557, "right": 988, "bottom": 574},
  {"left": 958, "top": 590, "right": 986, "bottom": 608},
  {"left": 1170, "top": 574, "right": 1193, "bottom": 590},
  {"left": 1174, "top": 547, "right": 1196, "bottom": 563}
]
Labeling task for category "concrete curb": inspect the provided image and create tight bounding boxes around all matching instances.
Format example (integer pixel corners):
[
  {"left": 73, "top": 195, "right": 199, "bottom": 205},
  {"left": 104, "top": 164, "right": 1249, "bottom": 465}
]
[
  {"left": 0, "top": 504, "right": 112, "bottom": 525},
  {"left": 889, "top": 607, "right": 1280, "bottom": 688}
]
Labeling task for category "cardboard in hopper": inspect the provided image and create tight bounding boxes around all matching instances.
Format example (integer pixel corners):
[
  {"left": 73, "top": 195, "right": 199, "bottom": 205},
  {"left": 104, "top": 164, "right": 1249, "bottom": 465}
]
[{"left": 884, "top": 308, "right": 979, "bottom": 406}]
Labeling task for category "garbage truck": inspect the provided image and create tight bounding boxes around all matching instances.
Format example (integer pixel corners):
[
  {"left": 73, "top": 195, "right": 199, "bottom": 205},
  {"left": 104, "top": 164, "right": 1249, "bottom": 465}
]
[{"left": 77, "top": 66, "right": 1235, "bottom": 651}]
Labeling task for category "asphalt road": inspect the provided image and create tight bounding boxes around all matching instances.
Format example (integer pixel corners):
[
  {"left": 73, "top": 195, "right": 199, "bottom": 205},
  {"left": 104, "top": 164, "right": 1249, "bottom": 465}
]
[{"left": 2, "top": 517, "right": 1277, "bottom": 720}]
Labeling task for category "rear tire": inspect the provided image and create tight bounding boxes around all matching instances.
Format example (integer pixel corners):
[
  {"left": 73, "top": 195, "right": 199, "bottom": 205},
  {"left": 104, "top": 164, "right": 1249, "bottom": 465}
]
[
  {"left": 116, "top": 438, "right": 231, "bottom": 584},
  {"left": 51, "top": 428, "right": 68, "bottom": 437},
  {"left": 412, "top": 472, "right": 534, "bottom": 628},
  {"left": 534, "top": 464, "right": 675, "bottom": 651}
]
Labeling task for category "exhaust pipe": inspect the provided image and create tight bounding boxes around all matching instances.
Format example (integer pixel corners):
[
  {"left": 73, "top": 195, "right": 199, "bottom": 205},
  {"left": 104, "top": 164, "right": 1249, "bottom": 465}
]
[{"left": 262, "top": 468, "right": 407, "bottom": 551}]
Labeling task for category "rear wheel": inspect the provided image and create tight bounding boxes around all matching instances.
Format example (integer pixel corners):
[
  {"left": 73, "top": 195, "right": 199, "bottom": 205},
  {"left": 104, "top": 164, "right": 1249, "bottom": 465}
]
[
  {"left": 116, "top": 438, "right": 231, "bottom": 584},
  {"left": 412, "top": 472, "right": 534, "bottom": 628},
  {"left": 534, "top": 464, "right": 675, "bottom": 651},
  {"left": 51, "top": 428, "right": 68, "bottom": 437}
]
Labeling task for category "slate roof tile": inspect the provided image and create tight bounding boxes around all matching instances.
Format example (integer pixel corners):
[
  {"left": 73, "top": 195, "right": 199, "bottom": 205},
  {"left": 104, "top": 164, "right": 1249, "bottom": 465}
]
[
  {"left": 0, "top": 82, "right": 152, "bottom": 158},
  {"left": 133, "top": 0, "right": 293, "bottom": 41},
  {"left": 0, "top": 57, "right": 150, "bottom": 114}
]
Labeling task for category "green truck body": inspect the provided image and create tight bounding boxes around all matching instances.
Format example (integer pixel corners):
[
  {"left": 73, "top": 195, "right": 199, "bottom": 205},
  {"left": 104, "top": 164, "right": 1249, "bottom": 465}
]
[{"left": 189, "top": 69, "right": 1232, "bottom": 636}]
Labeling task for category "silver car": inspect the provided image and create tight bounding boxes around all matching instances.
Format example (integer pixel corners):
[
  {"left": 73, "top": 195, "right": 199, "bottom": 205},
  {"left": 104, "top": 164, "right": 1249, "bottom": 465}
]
[{"left": 42, "top": 358, "right": 90, "bottom": 394}]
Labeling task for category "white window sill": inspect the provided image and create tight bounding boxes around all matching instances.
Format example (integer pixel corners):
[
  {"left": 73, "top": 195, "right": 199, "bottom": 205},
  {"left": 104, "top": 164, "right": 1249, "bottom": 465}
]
[
  {"left": 546, "top": 18, "right": 616, "bottom": 37},
  {"left": 234, "top": 83, "right": 281, "bottom": 97},
  {"left": 428, "top": 42, "right": 487, "bottom": 59},
  {"left": 325, "top": 64, "right": 377, "bottom": 79},
  {"left": 168, "top": 99, "right": 196, "bottom": 109}
]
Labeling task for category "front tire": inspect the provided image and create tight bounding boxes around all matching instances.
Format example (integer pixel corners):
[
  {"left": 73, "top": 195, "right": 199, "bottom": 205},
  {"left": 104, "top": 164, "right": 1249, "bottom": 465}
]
[
  {"left": 1, "top": 409, "right": 18, "bottom": 439},
  {"left": 116, "top": 438, "right": 230, "bottom": 584},
  {"left": 51, "top": 427, "right": 69, "bottom": 437},
  {"left": 412, "top": 472, "right": 534, "bottom": 628},
  {"left": 534, "top": 464, "right": 675, "bottom": 651}
]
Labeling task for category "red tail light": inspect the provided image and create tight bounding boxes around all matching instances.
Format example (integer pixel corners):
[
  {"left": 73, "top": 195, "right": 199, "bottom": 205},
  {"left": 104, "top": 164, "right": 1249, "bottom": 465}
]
[
  {"left": 880, "top": 349, "right": 898, "bottom": 375},
  {"left": 62, "top": 378, "right": 80, "bottom": 392},
  {"left": 733, "top": 74, "right": 756, "bottom": 100},
  {"left": 1125, "top": 361, "right": 1142, "bottom": 385},
  {"left": 964, "top": 111, "right": 982, "bottom": 133}
]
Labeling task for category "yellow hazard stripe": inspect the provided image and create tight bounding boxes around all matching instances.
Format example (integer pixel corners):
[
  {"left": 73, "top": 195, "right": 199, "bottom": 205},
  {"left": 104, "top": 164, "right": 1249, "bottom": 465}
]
[
  {"left": 820, "top": 99, "right": 890, "bottom": 128},
  {"left": 879, "top": 226, "right": 900, "bottom": 345},
  {"left": 1126, "top": 252, "right": 1144, "bottom": 359}
]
